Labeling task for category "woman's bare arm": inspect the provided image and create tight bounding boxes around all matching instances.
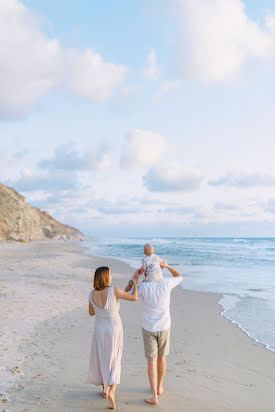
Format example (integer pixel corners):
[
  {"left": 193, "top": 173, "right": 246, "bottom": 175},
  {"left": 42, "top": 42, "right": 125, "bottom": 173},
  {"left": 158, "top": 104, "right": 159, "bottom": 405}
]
[
  {"left": 89, "top": 301, "right": 95, "bottom": 316},
  {"left": 115, "top": 278, "right": 138, "bottom": 301},
  {"left": 124, "top": 269, "right": 143, "bottom": 292}
]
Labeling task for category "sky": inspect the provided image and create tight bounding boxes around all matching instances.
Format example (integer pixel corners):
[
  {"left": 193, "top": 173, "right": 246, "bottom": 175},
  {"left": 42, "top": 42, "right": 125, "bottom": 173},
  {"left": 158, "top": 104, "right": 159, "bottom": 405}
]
[{"left": 1, "top": 0, "right": 275, "bottom": 237}]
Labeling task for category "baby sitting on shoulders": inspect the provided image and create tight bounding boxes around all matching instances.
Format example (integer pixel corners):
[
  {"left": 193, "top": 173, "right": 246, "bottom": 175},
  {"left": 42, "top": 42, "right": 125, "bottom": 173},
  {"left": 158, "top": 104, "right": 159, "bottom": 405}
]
[{"left": 139, "top": 243, "right": 163, "bottom": 282}]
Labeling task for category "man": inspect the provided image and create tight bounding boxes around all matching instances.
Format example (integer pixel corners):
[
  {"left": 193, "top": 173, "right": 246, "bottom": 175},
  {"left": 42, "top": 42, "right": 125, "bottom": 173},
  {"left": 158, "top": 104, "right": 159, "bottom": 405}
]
[{"left": 126, "top": 258, "right": 183, "bottom": 405}]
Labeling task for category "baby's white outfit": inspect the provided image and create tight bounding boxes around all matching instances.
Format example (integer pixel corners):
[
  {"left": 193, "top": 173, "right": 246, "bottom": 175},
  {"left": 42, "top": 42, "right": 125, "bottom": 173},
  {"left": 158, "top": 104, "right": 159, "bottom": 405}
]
[{"left": 142, "top": 254, "right": 163, "bottom": 282}]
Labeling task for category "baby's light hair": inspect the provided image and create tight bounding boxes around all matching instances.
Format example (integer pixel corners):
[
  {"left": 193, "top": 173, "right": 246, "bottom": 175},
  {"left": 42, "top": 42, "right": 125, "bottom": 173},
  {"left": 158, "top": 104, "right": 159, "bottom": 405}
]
[{"left": 144, "top": 243, "right": 154, "bottom": 256}]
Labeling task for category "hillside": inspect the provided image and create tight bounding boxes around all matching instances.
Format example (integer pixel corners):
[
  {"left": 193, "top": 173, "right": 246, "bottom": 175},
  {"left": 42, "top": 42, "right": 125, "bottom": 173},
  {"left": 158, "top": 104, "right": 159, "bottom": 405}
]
[{"left": 0, "top": 182, "right": 84, "bottom": 241}]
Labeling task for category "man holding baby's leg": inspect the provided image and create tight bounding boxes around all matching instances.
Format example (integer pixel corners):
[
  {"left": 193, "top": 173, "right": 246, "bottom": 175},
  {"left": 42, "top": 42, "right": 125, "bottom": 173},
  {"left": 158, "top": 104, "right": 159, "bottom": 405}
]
[{"left": 126, "top": 245, "right": 183, "bottom": 405}]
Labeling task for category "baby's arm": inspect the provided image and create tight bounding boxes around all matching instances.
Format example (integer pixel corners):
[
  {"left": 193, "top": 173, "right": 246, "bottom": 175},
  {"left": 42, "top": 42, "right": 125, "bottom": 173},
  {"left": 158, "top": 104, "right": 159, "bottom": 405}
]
[
  {"left": 139, "top": 265, "right": 146, "bottom": 274},
  {"left": 139, "top": 257, "right": 147, "bottom": 274}
]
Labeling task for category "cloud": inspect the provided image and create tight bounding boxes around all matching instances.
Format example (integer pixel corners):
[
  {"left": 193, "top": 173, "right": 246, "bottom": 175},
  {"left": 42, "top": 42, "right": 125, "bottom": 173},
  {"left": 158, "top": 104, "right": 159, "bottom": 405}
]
[
  {"left": 143, "top": 162, "right": 202, "bottom": 192},
  {"left": 63, "top": 49, "right": 128, "bottom": 103},
  {"left": 174, "top": 0, "right": 275, "bottom": 82},
  {"left": 0, "top": 153, "right": 18, "bottom": 168},
  {"left": 97, "top": 206, "right": 137, "bottom": 215},
  {"left": 155, "top": 80, "right": 179, "bottom": 100},
  {"left": 33, "top": 186, "right": 95, "bottom": 210},
  {"left": 143, "top": 49, "right": 158, "bottom": 80},
  {"left": 14, "top": 149, "right": 29, "bottom": 160},
  {"left": 41, "top": 191, "right": 141, "bottom": 217},
  {"left": 0, "top": 0, "right": 61, "bottom": 117},
  {"left": 161, "top": 206, "right": 196, "bottom": 214},
  {"left": 120, "top": 129, "right": 167, "bottom": 168},
  {"left": 265, "top": 199, "right": 275, "bottom": 213},
  {"left": 209, "top": 172, "right": 275, "bottom": 188},
  {"left": 38, "top": 143, "right": 111, "bottom": 172},
  {"left": 214, "top": 202, "right": 240, "bottom": 211},
  {"left": 6, "top": 168, "right": 78, "bottom": 193},
  {"left": 0, "top": 0, "right": 128, "bottom": 118}
]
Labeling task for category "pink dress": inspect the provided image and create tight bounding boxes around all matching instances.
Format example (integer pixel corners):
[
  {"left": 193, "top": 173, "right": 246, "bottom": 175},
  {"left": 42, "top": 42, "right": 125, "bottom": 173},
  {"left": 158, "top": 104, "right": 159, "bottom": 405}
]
[{"left": 88, "top": 286, "right": 123, "bottom": 390}]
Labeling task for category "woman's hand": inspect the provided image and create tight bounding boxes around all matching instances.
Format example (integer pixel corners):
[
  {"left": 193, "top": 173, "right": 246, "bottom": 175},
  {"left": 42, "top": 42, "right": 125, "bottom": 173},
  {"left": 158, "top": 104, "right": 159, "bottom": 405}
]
[{"left": 160, "top": 259, "right": 168, "bottom": 269}]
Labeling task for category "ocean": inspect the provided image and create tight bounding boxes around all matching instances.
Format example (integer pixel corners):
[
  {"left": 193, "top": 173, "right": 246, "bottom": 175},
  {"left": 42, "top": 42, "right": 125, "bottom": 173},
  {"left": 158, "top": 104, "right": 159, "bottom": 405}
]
[{"left": 83, "top": 237, "right": 275, "bottom": 353}]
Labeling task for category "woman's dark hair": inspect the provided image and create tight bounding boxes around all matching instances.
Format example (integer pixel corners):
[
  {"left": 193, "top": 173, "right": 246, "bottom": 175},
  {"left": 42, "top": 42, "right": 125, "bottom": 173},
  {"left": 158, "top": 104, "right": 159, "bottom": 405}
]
[{"left": 93, "top": 266, "right": 110, "bottom": 290}]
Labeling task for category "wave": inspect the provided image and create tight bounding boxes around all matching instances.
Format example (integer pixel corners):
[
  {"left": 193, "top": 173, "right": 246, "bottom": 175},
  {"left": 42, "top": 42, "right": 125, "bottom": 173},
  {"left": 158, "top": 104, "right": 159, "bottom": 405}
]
[
  {"left": 219, "top": 294, "right": 275, "bottom": 353},
  {"left": 84, "top": 237, "right": 275, "bottom": 354},
  {"left": 220, "top": 300, "right": 275, "bottom": 353},
  {"left": 248, "top": 288, "right": 264, "bottom": 292}
]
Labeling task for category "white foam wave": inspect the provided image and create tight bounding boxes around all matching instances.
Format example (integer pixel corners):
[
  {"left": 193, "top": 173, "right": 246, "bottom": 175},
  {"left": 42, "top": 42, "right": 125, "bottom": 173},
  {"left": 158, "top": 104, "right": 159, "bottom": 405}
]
[{"left": 219, "top": 295, "right": 275, "bottom": 353}]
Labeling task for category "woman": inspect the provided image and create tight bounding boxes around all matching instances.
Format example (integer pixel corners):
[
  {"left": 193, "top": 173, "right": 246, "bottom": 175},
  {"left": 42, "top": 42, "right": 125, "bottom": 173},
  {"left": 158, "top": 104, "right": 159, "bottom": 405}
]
[{"left": 88, "top": 266, "right": 139, "bottom": 409}]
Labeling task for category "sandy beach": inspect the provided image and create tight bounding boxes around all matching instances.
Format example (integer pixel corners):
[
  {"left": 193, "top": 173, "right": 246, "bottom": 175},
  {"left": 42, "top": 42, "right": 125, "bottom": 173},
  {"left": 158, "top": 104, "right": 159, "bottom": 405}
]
[{"left": 1, "top": 241, "right": 275, "bottom": 412}]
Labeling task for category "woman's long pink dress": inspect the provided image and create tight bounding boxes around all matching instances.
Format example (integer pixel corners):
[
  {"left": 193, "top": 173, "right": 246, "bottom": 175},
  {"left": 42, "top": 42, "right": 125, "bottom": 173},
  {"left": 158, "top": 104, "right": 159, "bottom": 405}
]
[{"left": 88, "top": 286, "right": 123, "bottom": 390}]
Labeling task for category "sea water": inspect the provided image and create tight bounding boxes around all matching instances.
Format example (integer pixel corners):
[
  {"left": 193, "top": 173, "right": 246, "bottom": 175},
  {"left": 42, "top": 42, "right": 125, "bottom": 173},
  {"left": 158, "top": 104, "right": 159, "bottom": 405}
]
[{"left": 84, "top": 237, "right": 275, "bottom": 353}]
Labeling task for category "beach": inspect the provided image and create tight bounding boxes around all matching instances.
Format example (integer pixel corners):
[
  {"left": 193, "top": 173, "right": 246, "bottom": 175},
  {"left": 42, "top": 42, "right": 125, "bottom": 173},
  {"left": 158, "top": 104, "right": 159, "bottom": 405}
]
[{"left": 1, "top": 241, "right": 275, "bottom": 412}]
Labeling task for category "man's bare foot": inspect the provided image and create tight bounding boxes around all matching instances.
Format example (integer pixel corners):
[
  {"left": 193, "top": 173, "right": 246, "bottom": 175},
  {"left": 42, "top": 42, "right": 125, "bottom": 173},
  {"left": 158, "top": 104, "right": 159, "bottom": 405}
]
[
  {"left": 157, "top": 387, "right": 164, "bottom": 395},
  {"left": 108, "top": 393, "right": 116, "bottom": 409},
  {"left": 145, "top": 396, "right": 158, "bottom": 405}
]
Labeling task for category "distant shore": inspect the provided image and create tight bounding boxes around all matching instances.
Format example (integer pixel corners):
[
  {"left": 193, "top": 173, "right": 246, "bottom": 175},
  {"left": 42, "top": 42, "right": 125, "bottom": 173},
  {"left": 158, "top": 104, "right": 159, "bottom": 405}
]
[{"left": 1, "top": 241, "right": 274, "bottom": 411}]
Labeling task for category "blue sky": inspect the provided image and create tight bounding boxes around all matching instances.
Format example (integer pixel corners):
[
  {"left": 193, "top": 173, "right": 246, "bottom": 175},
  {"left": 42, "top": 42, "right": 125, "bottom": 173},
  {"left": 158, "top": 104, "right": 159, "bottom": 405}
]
[{"left": 1, "top": 0, "right": 275, "bottom": 237}]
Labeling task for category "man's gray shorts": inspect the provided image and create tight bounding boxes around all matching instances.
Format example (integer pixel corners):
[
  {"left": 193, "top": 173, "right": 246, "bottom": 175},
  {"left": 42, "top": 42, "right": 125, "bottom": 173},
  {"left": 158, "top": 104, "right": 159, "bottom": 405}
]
[{"left": 142, "top": 327, "right": 170, "bottom": 361}]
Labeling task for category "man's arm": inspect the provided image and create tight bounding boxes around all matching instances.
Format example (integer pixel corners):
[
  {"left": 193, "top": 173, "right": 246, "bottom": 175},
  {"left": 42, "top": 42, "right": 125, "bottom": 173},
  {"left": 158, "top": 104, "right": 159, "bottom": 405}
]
[
  {"left": 125, "top": 282, "right": 132, "bottom": 292},
  {"left": 161, "top": 260, "right": 183, "bottom": 277}
]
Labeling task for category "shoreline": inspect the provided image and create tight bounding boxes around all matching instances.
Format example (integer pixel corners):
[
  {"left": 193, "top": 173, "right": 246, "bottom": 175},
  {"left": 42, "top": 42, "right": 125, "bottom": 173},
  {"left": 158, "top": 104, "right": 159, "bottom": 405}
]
[
  {"left": 1, "top": 240, "right": 275, "bottom": 411},
  {"left": 82, "top": 240, "right": 275, "bottom": 355},
  {"left": 219, "top": 301, "right": 275, "bottom": 354}
]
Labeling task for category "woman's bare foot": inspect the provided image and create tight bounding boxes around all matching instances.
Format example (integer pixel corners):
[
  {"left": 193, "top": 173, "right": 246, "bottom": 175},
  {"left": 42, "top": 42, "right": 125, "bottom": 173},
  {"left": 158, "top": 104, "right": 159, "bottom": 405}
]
[
  {"left": 108, "top": 393, "right": 116, "bottom": 409},
  {"left": 145, "top": 396, "right": 158, "bottom": 405},
  {"left": 100, "top": 385, "right": 109, "bottom": 398},
  {"left": 157, "top": 387, "right": 164, "bottom": 395}
]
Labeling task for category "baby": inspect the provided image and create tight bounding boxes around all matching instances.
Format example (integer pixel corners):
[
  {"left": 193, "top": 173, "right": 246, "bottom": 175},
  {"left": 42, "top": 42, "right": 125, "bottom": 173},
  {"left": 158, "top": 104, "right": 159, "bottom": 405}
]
[{"left": 139, "top": 243, "right": 163, "bottom": 282}]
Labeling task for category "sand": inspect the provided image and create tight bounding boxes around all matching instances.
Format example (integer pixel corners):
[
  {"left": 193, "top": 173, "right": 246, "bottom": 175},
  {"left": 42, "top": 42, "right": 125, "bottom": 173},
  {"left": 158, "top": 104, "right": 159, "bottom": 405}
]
[{"left": 1, "top": 241, "right": 275, "bottom": 412}]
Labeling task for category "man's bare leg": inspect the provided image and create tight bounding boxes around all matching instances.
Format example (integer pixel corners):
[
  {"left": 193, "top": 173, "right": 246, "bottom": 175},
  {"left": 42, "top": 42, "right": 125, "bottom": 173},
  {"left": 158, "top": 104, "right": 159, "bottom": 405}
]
[
  {"left": 108, "top": 384, "right": 117, "bottom": 409},
  {"left": 145, "top": 359, "right": 158, "bottom": 405},
  {"left": 157, "top": 356, "right": 166, "bottom": 395}
]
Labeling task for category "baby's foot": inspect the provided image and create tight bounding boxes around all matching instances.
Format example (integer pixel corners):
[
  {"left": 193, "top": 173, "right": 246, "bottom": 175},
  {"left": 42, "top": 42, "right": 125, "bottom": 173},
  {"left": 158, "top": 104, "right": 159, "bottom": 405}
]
[{"left": 145, "top": 396, "right": 158, "bottom": 405}]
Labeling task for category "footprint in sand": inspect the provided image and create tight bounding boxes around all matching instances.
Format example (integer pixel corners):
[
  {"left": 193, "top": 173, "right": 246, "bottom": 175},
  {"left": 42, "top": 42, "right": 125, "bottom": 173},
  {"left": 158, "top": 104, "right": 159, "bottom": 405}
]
[
  {"left": 10, "top": 366, "right": 22, "bottom": 374},
  {"left": 243, "top": 383, "right": 254, "bottom": 388}
]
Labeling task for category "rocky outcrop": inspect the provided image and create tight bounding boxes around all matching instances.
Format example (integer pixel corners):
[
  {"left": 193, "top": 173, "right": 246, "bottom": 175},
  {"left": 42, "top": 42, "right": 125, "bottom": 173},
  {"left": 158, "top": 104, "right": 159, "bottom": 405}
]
[{"left": 0, "top": 182, "right": 84, "bottom": 241}]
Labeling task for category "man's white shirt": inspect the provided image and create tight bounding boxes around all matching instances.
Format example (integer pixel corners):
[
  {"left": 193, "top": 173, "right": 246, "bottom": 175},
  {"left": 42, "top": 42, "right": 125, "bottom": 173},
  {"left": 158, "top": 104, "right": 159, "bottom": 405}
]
[{"left": 137, "top": 277, "right": 183, "bottom": 332}]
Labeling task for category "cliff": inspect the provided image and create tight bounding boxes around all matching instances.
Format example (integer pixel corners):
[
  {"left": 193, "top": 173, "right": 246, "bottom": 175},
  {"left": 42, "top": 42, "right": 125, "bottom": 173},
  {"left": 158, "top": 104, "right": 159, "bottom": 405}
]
[{"left": 0, "top": 182, "right": 84, "bottom": 241}]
